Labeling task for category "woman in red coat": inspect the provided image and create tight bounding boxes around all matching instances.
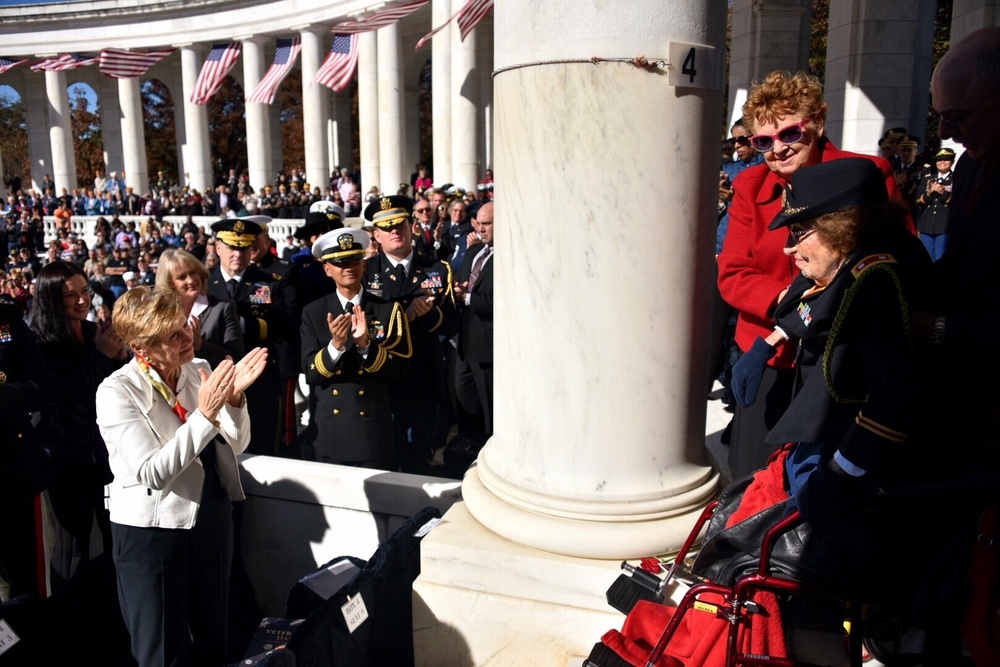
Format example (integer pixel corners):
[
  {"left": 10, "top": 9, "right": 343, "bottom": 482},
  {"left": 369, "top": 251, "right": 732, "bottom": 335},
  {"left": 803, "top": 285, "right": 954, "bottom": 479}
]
[{"left": 717, "top": 70, "right": 906, "bottom": 481}]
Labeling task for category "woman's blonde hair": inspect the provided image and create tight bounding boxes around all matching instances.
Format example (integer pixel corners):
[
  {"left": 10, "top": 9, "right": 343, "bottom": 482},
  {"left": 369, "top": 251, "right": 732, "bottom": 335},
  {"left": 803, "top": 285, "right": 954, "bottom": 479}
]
[
  {"left": 155, "top": 248, "right": 209, "bottom": 294},
  {"left": 113, "top": 286, "right": 186, "bottom": 349},
  {"left": 743, "top": 70, "right": 828, "bottom": 133}
]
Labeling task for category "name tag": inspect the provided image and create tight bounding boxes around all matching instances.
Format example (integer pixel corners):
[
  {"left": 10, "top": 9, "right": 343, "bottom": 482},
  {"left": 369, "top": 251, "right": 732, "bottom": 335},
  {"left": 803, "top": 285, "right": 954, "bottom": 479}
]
[{"left": 341, "top": 593, "right": 369, "bottom": 634}]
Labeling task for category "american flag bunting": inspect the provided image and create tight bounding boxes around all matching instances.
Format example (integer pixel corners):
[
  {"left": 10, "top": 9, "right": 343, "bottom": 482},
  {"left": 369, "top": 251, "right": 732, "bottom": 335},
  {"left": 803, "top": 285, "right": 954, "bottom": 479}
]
[
  {"left": 99, "top": 48, "right": 175, "bottom": 79},
  {"left": 190, "top": 42, "right": 241, "bottom": 105},
  {"left": 333, "top": 0, "right": 429, "bottom": 34},
  {"left": 416, "top": 0, "right": 493, "bottom": 50},
  {"left": 246, "top": 37, "right": 302, "bottom": 104}
]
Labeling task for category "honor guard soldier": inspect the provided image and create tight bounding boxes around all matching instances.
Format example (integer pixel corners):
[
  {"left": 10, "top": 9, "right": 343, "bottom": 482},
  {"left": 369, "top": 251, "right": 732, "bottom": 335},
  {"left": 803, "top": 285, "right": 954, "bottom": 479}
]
[
  {"left": 300, "top": 228, "right": 412, "bottom": 468},
  {"left": 293, "top": 201, "right": 346, "bottom": 309},
  {"left": 363, "top": 196, "right": 458, "bottom": 473},
  {"left": 249, "top": 214, "right": 303, "bottom": 453},
  {"left": 208, "top": 217, "right": 293, "bottom": 455},
  {"left": 915, "top": 147, "right": 955, "bottom": 261},
  {"left": 894, "top": 135, "right": 925, "bottom": 215}
]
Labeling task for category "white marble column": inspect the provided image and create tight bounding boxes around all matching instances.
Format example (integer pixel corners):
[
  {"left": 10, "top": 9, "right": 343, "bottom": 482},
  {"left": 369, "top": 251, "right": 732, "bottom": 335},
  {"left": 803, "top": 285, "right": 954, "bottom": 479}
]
[
  {"left": 118, "top": 76, "right": 149, "bottom": 199},
  {"left": 242, "top": 37, "right": 274, "bottom": 195},
  {"left": 179, "top": 45, "right": 213, "bottom": 193},
  {"left": 727, "top": 0, "right": 811, "bottom": 127},
  {"left": 377, "top": 22, "right": 406, "bottom": 193},
  {"left": 450, "top": 20, "right": 478, "bottom": 190},
  {"left": 45, "top": 70, "right": 76, "bottom": 193},
  {"left": 824, "top": 0, "right": 930, "bottom": 154},
  {"left": 269, "top": 103, "right": 284, "bottom": 184},
  {"left": 414, "top": 0, "right": 726, "bottom": 662},
  {"left": 951, "top": 0, "right": 999, "bottom": 43},
  {"left": 300, "top": 28, "right": 330, "bottom": 192},
  {"left": 431, "top": 0, "right": 452, "bottom": 185},
  {"left": 357, "top": 30, "right": 380, "bottom": 193},
  {"left": 97, "top": 73, "right": 123, "bottom": 178},
  {"left": 22, "top": 69, "right": 52, "bottom": 192}
]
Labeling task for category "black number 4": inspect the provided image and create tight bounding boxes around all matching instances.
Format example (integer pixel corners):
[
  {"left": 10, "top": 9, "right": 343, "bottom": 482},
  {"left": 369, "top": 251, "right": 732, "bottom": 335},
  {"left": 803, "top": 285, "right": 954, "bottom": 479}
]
[{"left": 682, "top": 47, "right": 697, "bottom": 83}]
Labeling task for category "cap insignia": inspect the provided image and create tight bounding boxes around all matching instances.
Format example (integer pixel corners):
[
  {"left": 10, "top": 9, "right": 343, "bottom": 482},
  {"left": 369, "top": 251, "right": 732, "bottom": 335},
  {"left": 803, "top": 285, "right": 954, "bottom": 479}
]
[
  {"left": 338, "top": 233, "right": 354, "bottom": 250},
  {"left": 380, "top": 197, "right": 392, "bottom": 210},
  {"left": 234, "top": 220, "right": 245, "bottom": 234}
]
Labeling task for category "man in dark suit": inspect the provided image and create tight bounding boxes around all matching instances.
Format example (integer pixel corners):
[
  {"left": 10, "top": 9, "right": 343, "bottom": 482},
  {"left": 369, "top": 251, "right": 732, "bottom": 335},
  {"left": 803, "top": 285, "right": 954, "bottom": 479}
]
[
  {"left": 453, "top": 202, "right": 495, "bottom": 435},
  {"left": 363, "top": 195, "right": 458, "bottom": 473},
  {"left": 207, "top": 217, "right": 292, "bottom": 456},
  {"left": 300, "top": 228, "right": 411, "bottom": 468},
  {"left": 292, "top": 203, "right": 345, "bottom": 309}
]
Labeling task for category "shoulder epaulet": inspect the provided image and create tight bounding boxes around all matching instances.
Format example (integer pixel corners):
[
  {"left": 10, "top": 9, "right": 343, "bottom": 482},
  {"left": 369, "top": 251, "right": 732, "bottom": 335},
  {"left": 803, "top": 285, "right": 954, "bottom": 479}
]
[{"left": 851, "top": 253, "right": 896, "bottom": 278}]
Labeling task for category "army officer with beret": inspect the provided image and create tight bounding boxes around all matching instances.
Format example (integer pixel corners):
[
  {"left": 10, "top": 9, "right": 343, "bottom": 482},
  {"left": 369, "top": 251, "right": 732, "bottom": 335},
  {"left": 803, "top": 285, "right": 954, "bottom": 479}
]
[{"left": 300, "top": 228, "right": 412, "bottom": 468}]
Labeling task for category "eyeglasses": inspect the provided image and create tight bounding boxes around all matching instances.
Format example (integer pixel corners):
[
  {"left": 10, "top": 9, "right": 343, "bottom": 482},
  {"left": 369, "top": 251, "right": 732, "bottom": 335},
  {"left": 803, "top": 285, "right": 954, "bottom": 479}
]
[
  {"left": 933, "top": 88, "right": 1000, "bottom": 130},
  {"left": 413, "top": 207, "right": 431, "bottom": 213},
  {"left": 749, "top": 119, "right": 812, "bottom": 153},
  {"left": 734, "top": 136, "right": 751, "bottom": 147},
  {"left": 785, "top": 224, "right": 816, "bottom": 247}
]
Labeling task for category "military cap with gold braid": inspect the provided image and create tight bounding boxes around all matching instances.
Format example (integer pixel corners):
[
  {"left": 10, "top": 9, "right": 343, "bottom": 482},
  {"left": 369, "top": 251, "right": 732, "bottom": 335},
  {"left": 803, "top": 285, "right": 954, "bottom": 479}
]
[
  {"left": 935, "top": 147, "right": 956, "bottom": 161},
  {"left": 897, "top": 135, "right": 920, "bottom": 150},
  {"left": 364, "top": 195, "right": 413, "bottom": 229},
  {"left": 312, "top": 228, "right": 369, "bottom": 264},
  {"left": 210, "top": 216, "right": 266, "bottom": 248}
]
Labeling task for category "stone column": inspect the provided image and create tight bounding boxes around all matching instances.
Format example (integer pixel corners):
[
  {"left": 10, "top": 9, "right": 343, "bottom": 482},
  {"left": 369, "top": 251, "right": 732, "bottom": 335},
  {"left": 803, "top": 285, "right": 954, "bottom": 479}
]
[
  {"left": 450, "top": 19, "right": 478, "bottom": 190},
  {"left": 179, "top": 45, "right": 213, "bottom": 193},
  {"left": 414, "top": 1, "right": 726, "bottom": 663},
  {"left": 242, "top": 37, "right": 274, "bottom": 195},
  {"left": 824, "top": 0, "right": 931, "bottom": 154},
  {"left": 300, "top": 28, "right": 330, "bottom": 191},
  {"left": 98, "top": 73, "right": 123, "bottom": 177},
  {"left": 357, "top": 30, "right": 380, "bottom": 193},
  {"left": 727, "top": 0, "right": 811, "bottom": 127},
  {"left": 951, "top": 0, "right": 999, "bottom": 43},
  {"left": 377, "top": 22, "right": 406, "bottom": 193},
  {"left": 45, "top": 69, "right": 77, "bottom": 193},
  {"left": 118, "top": 76, "right": 149, "bottom": 200},
  {"left": 22, "top": 69, "right": 52, "bottom": 191},
  {"left": 431, "top": 0, "right": 452, "bottom": 185},
  {"left": 269, "top": 103, "right": 284, "bottom": 184}
]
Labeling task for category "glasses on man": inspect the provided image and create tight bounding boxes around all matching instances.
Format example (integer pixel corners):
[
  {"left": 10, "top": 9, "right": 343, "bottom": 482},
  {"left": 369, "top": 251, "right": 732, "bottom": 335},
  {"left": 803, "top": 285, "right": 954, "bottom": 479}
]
[
  {"left": 785, "top": 223, "right": 816, "bottom": 248},
  {"left": 734, "top": 136, "right": 752, "bottom": 147},
  {"left": 750, "top": 119, "right": 812, "bottom": 153},
  {"left": 413, "top": 207, "right": 431, "bottom": 213}
]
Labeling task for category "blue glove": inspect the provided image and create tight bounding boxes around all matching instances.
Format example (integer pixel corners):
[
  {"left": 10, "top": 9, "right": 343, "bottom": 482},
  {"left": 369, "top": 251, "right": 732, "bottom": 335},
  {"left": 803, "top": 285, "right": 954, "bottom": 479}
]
[{"left": 731, "top": 337, "right": 776, "bottom": 408}]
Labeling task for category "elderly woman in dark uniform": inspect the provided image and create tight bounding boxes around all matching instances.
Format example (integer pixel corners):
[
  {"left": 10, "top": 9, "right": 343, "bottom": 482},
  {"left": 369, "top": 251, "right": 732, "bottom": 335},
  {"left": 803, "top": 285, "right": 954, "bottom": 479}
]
[
  {"left": 96, "top": 287, "right": 267, "bottom": 667},
  {"left": 691, "top": 158, "right": 936, "bottom": 602}
]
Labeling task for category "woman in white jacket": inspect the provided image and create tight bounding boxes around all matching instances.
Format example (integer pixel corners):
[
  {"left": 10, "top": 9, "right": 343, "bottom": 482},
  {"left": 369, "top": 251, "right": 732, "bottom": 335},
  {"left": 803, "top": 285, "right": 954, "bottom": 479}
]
[{"left": 96, "top": 286, "right": 267, "bottom": 667}]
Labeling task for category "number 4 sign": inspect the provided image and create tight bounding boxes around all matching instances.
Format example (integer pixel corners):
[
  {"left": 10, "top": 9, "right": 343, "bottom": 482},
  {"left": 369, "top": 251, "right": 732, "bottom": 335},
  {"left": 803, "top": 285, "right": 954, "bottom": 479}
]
[{"left": 667, "top": 41, "right": 719, "bottom": 90}]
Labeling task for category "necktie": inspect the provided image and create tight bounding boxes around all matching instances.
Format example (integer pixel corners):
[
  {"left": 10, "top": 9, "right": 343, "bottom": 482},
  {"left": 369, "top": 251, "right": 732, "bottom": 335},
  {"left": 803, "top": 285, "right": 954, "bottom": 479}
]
[
  {"left": 395, "top": 263, "right": 407, "bottom": 282},
  {"left": 226, "top": 278, "right": 239, "bottom": 299},
  {"left": 467, "top": 246, "right": 492, "bottom": 292}
]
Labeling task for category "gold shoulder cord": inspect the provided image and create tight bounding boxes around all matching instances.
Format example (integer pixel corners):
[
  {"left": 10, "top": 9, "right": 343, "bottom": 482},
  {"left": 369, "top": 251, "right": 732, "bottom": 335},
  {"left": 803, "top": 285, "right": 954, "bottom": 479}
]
[{"left": 823, "top": 263, "right": 912, "bottom": 404}]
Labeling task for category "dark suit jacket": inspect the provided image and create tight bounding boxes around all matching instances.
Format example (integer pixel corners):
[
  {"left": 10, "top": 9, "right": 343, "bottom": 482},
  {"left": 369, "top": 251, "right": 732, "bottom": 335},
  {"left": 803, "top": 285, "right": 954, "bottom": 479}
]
[
  {"left": 193, "top": 295, "right": 245, "bottom": 369},
  {"left": 456, "top": 243, "right": 494, "bottom": 364}
]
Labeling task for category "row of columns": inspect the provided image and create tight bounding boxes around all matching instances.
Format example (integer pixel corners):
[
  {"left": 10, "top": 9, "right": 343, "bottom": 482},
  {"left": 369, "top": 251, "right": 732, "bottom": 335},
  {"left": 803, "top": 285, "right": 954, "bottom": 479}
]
[{"left": 7, "top": 8, "right": 490, "bottom": 199}]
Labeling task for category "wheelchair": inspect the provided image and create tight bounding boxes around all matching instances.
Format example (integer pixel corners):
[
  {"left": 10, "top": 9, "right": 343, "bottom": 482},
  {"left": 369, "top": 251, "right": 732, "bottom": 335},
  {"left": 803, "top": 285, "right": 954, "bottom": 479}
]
[{"left": 584, "top": 469, "right": 996, "bottom": 667}]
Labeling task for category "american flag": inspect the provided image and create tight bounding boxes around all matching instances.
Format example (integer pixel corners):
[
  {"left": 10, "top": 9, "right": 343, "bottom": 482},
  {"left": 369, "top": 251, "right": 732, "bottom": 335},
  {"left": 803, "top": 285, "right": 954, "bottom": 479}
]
[
  {"left": 29, "top": 53, "right": 99, "bottom": 72},
  {"left": 311, "top": 34, "right": 358, "bottom": 93},
  {"left": 99, "top": 48, "right": 175, "bottom": 79},
  {"left": 333, "top": 0, "right": 429, "bottom": 33},
  {"left": 247, "top": 38, "right": 302, "bottom": 105},
  {"left": 190, "top": 42, "right": 241, "bottom": 105},
  {"left": 415, "top": 0, "right": 493, "bottom": 50},
  {"left": 0, "top": 57, "right": 28, "bottom": 75}
]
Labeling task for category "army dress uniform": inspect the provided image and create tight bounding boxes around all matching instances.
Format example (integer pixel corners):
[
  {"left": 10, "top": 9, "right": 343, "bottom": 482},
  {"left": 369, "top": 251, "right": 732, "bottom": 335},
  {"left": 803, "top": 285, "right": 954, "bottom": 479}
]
[
  {"left": 300, "top": 229, "right": 412, "bottom": 467},
  {"left": 209, "top": 218, "right": 293, "bottom": 455},
  {"left": 363, "top": 196, "right": 459, "bottom": 471}
]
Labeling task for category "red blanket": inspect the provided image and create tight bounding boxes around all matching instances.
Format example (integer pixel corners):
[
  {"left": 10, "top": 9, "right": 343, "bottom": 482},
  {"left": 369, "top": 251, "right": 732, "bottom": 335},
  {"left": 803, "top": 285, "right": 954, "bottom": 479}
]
[{"left": 599, "top": 455, "right": 791, "bottom": 666}]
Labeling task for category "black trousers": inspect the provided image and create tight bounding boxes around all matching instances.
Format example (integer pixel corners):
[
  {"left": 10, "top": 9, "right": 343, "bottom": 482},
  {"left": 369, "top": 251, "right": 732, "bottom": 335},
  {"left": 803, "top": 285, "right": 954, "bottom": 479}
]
[{"left": 111, "top": 493, "right": 233, "bottom": 667}]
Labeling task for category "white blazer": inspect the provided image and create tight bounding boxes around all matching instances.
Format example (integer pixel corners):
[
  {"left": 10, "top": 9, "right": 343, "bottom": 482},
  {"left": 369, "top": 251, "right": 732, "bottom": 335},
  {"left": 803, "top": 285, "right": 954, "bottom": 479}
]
[{"left": 96, "top": 358, "right": 250, "bottom": 530}]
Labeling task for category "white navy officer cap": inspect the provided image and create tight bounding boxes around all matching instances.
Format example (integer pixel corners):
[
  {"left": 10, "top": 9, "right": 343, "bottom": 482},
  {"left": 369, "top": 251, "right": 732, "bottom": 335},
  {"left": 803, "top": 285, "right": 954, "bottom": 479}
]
[{"left": 312, "top": 228, "right": 369, "bottom": 264}]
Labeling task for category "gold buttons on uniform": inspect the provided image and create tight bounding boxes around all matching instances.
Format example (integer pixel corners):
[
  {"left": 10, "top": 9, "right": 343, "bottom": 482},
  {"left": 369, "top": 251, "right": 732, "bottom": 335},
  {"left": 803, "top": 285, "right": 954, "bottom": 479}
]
[
  {"left": 359, "top": 411, "right": 365, "bottom": 417},
  {"left": 333, "top": 409, "right": 340, "bottom": 415},
  {"left": 357, "top": 370, "right": 363, "bottom": 376},
  {"left": 358, "top": 390, "right": 365, "bottom": 396},
  {"left": 333, "top": 389, "right": 339, "bottom": 395},
  {"left": 335, "top": 370, "right": 342, "bottom": 376}
]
